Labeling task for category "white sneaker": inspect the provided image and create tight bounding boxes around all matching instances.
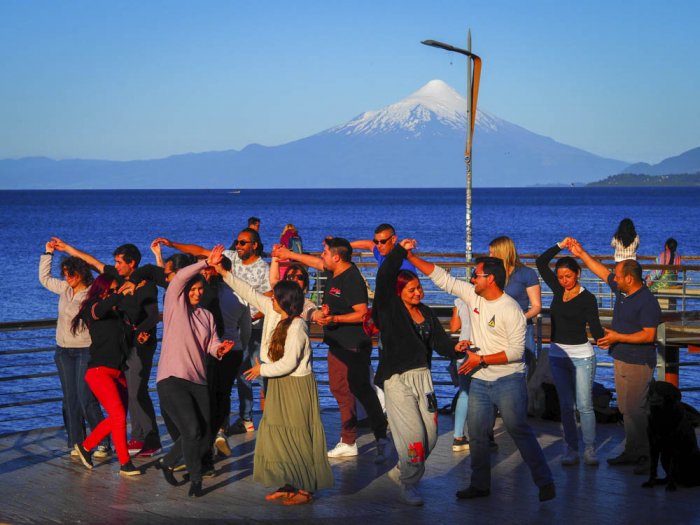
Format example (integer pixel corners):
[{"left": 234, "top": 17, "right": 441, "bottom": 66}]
[
  {"left": 93, "top": 445, "right": 112, "bottom": 459},
  {"left": 374, "top": 438, "right": 390, "bottom": 464},
  {"left": 561, "top": 448, "right": 580, "bottom": 466},
  {"left": 584, "top": 446, "right": 600, "bottom": 466},
  {"left": 327, "top": 441, "right": 358, "bottom": 458},
  {"left": 399, "top": 484, "right": 424, "bottom": 506},
  {"left": 387, "top": 463, "right": 401, "bottom": 485}
]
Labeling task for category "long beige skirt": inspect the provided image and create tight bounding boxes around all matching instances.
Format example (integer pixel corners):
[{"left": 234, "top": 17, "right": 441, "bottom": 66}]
[{"left": 253, "top": 372, "right": 334, "bottom": 492}]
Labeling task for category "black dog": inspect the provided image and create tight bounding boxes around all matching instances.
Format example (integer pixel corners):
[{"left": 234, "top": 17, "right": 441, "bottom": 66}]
[{"left": 641, "top": 380, "right": 700, "bottom": 491}]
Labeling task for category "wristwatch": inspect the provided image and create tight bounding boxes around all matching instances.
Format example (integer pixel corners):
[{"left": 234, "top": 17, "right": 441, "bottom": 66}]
[{"left": 479, "top": 355, "right": 488, "bottom": 368}]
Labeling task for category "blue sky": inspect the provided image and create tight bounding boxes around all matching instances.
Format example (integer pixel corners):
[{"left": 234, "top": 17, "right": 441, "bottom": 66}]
[{"left": 1, "top": 0, "right": 698, "bottom": 164}]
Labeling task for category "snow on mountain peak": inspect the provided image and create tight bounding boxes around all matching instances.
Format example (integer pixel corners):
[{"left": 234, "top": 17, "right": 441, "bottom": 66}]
[{"left": 328, "top": 79, "right": 501, "bottom": 137}]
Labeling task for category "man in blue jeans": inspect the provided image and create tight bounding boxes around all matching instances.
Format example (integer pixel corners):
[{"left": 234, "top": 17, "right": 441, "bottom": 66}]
[{"left": 406, "top": 249, "right": 555, "bottom": 502}]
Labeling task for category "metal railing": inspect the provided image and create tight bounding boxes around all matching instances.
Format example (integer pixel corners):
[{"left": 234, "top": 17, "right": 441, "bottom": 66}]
[{"left": 2, "top": 253, "right": 699, "bottom": 435}]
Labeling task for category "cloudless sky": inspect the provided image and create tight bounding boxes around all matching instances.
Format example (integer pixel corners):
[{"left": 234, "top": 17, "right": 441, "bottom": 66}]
[{"left": 1, "top": 0, "right": 698, "bottom": 164}]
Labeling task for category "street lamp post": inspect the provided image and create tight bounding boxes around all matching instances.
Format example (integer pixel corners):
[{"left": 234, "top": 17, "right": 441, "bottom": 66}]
[{"left": 422, "top": 31, "right": 482, "bottom": 262}]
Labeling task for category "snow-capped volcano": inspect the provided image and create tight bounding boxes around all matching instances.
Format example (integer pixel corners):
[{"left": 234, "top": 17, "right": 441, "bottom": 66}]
[
  {"left": 1, "top": 79, "right": 630, "bottom": 188},
  {"left": 327, "top": 79, "right": 501, "bottom": 136}
]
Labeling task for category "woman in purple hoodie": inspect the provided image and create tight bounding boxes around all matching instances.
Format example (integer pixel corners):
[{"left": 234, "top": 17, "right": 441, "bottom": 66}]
[{"left": 155, "top": 245, "right": 233, "bottom": 498}]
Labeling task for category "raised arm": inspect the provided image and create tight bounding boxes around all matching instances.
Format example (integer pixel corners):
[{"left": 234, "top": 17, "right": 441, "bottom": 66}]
[
  {"left": 350, "top": 239, "right": 375, "bottom": 251},
  {"left": 51, "top": 237, "right": 106, "bottom": 273},
  {"left": 39, "top": 242, "right": 68, "bottom": 294},
  {"left": 155, "top": 237, "right": 211, "bottom": 258},
  {"left": 536, "top": 243, "right": 564, "bottom": 293},
  {"left": 150, "top": 239, "right": 165, "bottom": 267},
  {"left": 271, "top": 244, "right": 323, "bottom": 271},
  {"left": 269, "top": 255, "right": 281, "bottom": 287},
  {"left": 569, "top": 240, "right": 611, "bottom": 283},
  {"left": 374, "top": 245, "right": 406, "bottom": 309}
]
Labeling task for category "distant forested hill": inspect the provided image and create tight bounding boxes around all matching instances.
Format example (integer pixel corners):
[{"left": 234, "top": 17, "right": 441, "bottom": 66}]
[{"left": 588, "top": 172, "right": 700, "bottom": 186}]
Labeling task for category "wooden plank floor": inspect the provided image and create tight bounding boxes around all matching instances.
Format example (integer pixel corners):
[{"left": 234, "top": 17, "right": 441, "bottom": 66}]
[{"left": 1, "top": 411, "right": 699, "bottom": 525}]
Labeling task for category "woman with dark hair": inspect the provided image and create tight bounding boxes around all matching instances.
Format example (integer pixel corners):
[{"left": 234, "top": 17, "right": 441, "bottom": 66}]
[
  {"left": 70, "top": 274, "right": 140, "bottom": 476},
  {"left": 155, "top": 245, "right": 234, "bottom": 498},
  {"left": 611, "top": 218, "right": 639, "bottom": 261},
  {"left": 647, "top": 238, "right": 682, "bottom": 292},
  {"left": 371, "top": 242, "right": 465, "bottom": 506},
  {"left": 270, "top": 258, "right": 318, "bottom": 323},
  {"left": 39, "top": 241, "right": 110, "bottom": 457},
  {"left": 219, "top": 261, "right": 333, "bottom": 506},
  {"left": 536, "top": 238, "right": 604, "bottom": 466}
]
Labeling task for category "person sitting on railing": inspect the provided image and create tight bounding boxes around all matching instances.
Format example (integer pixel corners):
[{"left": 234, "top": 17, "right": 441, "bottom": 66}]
[
  {"left": 70, "top": 275, "right": 141, "bottom": 476},
  {"left": 39, "top": 240, "right": 109, "bottom": 459},
  {"left": 536, "top": 238, "right": 604, "bottom": 467},
  {"left": 646, "top": 238, "right": 682, "bottom": 293},
  {"left": 371, "top": 241, "right": 466, "bottom": 506},
  {"left": 405, "top": 244, "right": 556, "bottom": 503},
  {"left": 569, "top": 240, "right": 661, "bottom": 474}
]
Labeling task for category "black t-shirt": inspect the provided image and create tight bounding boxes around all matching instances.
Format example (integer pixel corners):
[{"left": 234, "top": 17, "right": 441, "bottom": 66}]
[{"left": 322, "top": 263, "right": 370, "bottom": 351}]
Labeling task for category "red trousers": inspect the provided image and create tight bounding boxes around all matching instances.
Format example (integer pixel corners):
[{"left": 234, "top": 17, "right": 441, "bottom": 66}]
[{"left": 83, "top": 367, "right": 129, "bottom": 465}]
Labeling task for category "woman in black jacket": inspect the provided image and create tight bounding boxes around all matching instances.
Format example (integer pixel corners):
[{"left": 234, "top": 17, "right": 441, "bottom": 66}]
[{"left": 372, "top": 242, "right": 466, "bottom": 506}]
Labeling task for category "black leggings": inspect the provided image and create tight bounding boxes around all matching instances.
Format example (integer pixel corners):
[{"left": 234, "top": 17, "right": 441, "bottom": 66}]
[{"left": 157, "top": 377, "right": 210, "bottom": 482}]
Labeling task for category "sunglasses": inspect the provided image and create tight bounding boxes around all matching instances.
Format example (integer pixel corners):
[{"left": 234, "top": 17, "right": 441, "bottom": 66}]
[
  {"left": 285, "top": 274, "right": 304, "bottom": 282},
  {"left": 470, "top": 270, "right": 491, "bottom": 280},
  {"left": 373, "top": 238, "right": 392, "bottom": 245},
  {"left": 234, "top": 240, "right": 254, "bottom": 246}
]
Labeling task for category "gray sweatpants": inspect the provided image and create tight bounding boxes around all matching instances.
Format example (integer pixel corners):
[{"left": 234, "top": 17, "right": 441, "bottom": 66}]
[{"left": 383, "top": 368, "right": 438, "bottom": 487}]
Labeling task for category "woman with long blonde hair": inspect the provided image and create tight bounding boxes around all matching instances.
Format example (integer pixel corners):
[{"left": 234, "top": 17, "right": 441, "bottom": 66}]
[{"left": 488, "top": 237, "right": 541, "bottom": 368}]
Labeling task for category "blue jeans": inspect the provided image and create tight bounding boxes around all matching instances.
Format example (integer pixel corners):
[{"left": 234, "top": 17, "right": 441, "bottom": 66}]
[
  {"left": 236, "top": 329, "right": 263, "bottom": 421},
  {"left": 54, "top": 346, "right": 107, "bottom": 448},
  {"left": 549, "top": 353, "right": 597, "bottom": 451},
  {"left": 453, "top": 357, "right": 470, "bottom": 439},
  {"left": 468, "top": 373, "right": 552, "bottom": 490}
]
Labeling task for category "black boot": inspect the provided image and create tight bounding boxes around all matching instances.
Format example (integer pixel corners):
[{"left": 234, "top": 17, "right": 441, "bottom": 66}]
[
  {"left": 156, "top": 460, "right": 178, "bottom": 487},
  {"left": 188, "top": 480, "right": 203, "bottom": 498}
]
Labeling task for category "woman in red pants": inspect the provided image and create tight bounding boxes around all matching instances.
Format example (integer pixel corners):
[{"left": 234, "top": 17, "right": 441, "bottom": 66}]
[{"left": 70, "top": 274, "right": 140, "bottom": 476}]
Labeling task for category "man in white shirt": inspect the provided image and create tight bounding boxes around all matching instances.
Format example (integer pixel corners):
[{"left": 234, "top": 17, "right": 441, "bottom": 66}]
[{"left": 406, "top": 248, "right": 555, "bottom": 502}]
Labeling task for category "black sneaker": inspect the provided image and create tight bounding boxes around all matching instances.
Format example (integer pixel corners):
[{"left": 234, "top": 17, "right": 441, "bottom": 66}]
[
  {"left": 452, "top": 437, "right": 470, "bottom": 452},
  {"left": 539, "top": 483, "right": 556, "bottom": 502},
  {"left": 227, "top": 418, "right": 254, "bottom": 435},
  {"left": 119, "top": 461, "right": 142, "bottom": 476},
  {"left": 73, "top": 443, "right": 93, "bottom": 470},
  {"left": 606, "top": 452, "right": 637, "bottom": 466},
  {"left": 456, "top": 486, "right": 490, "bottom": 499}
]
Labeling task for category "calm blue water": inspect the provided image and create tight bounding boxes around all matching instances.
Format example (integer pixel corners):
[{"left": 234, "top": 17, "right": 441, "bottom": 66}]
[
  {"left": 2, "top": 187, "right": 699, "bottom": 322},
  {"left": 1, "top": 187, "right": 699, "bottom": 433}
]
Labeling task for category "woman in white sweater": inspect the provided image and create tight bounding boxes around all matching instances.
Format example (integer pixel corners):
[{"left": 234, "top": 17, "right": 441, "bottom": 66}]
[{"left": 218, "top": 254, "right": 333, "bottom": 506}]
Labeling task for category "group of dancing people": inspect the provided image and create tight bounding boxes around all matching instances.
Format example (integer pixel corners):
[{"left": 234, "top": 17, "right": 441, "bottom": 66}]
[{"left": 39, "top": 217, "right": 666, "bottom": 505}]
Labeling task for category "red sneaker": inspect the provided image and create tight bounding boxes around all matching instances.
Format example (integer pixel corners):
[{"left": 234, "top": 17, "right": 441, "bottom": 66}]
[
  {"left": 137, "top": 446, "right": 162, "bottom": 457},
  {"left": 127, "top": 440, "right": 144, "bottom": 456}
]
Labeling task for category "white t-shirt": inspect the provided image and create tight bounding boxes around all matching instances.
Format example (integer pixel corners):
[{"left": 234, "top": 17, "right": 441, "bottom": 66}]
[
  {"left": 430, "top": 265, "right": 526, "bottom": 381},
  {"left": 223, "top": 249, "right": 271, "bottom": 326}
]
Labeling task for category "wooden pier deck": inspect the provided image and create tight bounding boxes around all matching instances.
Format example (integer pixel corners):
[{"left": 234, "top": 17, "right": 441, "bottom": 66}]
[{"left": 2, "top": 410, "right": 699, "bottom": 525}]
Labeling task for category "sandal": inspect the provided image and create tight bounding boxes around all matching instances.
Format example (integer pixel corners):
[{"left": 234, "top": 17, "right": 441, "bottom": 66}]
[
  {"left": 265, "top": 484, "right": 296, "bottom": 501},
  {"left": 283, "top": 490, "right": 313, "bottom": 506}
]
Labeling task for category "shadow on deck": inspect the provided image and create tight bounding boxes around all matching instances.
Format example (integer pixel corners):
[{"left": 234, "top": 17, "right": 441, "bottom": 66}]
[{"left": 1, "top": 410, "right": 699, "bottom": 525}]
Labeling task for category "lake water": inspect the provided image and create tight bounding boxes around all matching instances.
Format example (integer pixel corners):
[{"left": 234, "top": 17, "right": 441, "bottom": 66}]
[{"left": 1, "top": 187, "right": 699, "bottom": 433}]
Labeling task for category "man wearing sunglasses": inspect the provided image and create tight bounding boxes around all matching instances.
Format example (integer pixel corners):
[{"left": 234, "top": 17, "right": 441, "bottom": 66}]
[
  {"left": 156, "top": 228, "right": 271, "bottom": 435},
  {"left": 351, "top": 223, "right": 416, "bottom": 273},
  {"left": 405, "top": 246, "right": 555, "bottom": 503}
]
